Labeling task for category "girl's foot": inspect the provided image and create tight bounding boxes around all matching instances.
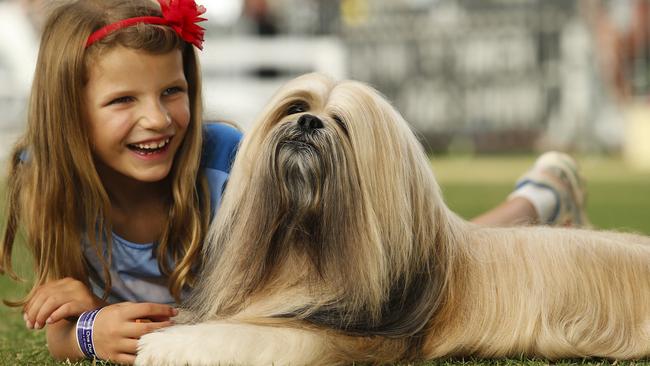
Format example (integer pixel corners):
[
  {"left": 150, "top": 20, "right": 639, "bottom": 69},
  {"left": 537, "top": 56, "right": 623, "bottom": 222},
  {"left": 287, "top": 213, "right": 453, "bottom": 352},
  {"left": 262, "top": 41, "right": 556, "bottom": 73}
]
[{"left": 509, "top": 152, "right": 590, "bottom": 227}]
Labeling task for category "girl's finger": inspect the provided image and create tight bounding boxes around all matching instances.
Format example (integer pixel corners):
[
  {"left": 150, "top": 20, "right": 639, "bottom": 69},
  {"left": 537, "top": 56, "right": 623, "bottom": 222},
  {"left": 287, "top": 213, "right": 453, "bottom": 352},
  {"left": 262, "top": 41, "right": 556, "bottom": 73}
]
[
  {"left": 46, "top": 302, "right": 82, "bottom": 324},
  {"left": 33, "top": 298, "right": 68, "bottom": 329},
  {"left": 24, "top": 292, "right": 50, "bottom": 328},
  {"left": 95, "top": 338, "right": 138, "bottom": 363},
  {"left": 23, "top": 280, "right": 68, "bottom": 318},
  {"left": 98, "top": 339, "right": 139, "bottom": 364},
  {"left": 117, "top": 337, "right": 140, "bottom": 355},
  {"left": 121, "top": 303, "right": 178, "bottom": 321},
  {"left": 23, "top": 289, "right": 40, "bottom": 316},
  {"left": 122, "top": 320, "right": 174, "bottom": 339},
  {"left": 142, "top": 315, "right": 173, "bottom": 322}
]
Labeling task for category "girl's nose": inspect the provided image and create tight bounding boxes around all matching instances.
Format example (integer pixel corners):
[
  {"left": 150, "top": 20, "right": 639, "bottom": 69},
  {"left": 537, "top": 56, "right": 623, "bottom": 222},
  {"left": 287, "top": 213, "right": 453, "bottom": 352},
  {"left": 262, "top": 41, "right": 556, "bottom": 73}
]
[{"left": 139, "top": 101, "right": 172, "bottom": 129}]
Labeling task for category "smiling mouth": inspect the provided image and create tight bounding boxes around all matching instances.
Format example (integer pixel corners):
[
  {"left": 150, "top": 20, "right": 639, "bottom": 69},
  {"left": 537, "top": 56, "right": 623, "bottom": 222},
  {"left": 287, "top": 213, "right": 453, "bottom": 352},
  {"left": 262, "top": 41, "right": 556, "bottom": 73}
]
[{"left": 127, "top": 137, "right": 172, "bottom": 155}]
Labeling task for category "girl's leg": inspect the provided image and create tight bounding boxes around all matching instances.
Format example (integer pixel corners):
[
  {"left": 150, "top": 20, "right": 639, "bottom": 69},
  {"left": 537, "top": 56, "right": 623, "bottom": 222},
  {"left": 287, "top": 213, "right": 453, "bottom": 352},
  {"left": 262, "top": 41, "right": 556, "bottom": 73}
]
[
  {"left": 471, "top": 152, "right": 589, "bottom": 227},
  {"left": 472, "top": 197, "right": 538, "bottom": 226}
]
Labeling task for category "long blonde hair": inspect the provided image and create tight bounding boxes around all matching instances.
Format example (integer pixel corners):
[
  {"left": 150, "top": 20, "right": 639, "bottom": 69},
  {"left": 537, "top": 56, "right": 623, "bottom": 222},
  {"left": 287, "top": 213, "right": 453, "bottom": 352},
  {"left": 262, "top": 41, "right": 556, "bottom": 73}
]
[
  {"left": 0, "top": 0, "right": 209, "bottom": 305},
  {"left": 186, "top": 74, "right": 468, "bottom": 333}
]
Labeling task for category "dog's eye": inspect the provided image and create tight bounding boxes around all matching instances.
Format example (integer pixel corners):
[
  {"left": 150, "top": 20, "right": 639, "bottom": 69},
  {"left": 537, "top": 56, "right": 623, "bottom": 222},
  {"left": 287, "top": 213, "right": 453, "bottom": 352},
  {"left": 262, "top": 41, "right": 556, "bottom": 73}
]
[
  {"left": 332, "top": 115, "right": 348, "bottom": 134},
  {"left": 287, "top": 101, "right": 308, "bottom": 115}
]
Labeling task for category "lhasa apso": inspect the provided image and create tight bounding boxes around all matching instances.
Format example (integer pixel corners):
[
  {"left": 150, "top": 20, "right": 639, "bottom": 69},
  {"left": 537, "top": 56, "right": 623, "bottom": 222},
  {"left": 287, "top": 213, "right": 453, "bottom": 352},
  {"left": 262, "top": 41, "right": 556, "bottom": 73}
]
[{"left": 136, "top": 73, "right": 650, "bottom": 365}]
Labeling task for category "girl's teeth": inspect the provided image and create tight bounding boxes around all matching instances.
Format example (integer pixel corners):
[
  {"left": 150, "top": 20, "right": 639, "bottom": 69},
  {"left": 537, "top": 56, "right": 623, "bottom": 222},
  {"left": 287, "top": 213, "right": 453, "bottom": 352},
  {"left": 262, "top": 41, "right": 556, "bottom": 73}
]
[{"left": 134, "top": 138, "right": 170, "bottom": 150}]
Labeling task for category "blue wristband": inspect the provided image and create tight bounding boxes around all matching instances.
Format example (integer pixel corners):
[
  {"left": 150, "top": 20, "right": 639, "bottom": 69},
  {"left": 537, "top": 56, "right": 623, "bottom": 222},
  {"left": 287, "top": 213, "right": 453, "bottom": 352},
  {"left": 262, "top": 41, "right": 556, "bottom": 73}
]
[{"left": 75, "top": 308, "right": 103, "bottom": 359}]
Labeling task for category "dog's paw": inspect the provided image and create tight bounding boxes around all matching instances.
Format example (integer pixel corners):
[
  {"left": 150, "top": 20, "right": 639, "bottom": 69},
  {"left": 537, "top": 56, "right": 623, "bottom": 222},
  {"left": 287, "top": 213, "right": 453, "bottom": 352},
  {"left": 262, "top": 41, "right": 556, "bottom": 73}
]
[
  {"left": 135, "top": 321, "right": 328, "bottom": 366},
  {"left": 135, "top": 324, "right": 218, "bottom": 366}
]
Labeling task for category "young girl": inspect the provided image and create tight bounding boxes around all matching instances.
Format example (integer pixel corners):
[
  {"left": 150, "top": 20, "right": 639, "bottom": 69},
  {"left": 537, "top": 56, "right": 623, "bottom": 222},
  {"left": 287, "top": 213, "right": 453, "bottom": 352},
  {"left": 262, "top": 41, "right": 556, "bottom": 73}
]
[
  {"left": 0, "top": 0, "right": 241, "bottom": 364},
  {"left": 0, "top": 0, "right": 587, "bottom": 365}
]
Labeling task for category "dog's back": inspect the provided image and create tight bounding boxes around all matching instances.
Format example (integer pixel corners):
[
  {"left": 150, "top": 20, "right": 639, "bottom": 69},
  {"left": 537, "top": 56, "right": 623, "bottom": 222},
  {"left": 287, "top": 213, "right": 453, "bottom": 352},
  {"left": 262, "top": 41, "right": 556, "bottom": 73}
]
[{"left": 422, "top": 225, "right": 650, "bottom": 360}]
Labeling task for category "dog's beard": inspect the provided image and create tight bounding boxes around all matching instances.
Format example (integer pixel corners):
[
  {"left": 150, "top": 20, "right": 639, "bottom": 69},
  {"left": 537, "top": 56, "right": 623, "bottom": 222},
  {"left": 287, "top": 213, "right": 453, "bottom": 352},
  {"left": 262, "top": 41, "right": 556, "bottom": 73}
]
[
  {"left": 274, "top": 123, "right": 328, "bottom": 216},
  {"left": 260, "top": 121, "right": 356, "bottom": 276}
]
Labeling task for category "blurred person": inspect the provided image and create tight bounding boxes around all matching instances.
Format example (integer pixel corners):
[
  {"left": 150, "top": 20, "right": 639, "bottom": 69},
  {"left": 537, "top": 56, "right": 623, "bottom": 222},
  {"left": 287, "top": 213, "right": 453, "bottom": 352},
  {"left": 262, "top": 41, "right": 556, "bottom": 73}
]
[
  {"left": 586, "top": 0, "right": 650, "bottom": 100},
  {"left": 243, "top": 0, "right": 278, "bottom": 36},
  {"left": 241, "top": 0, "right": 281, "bottom": 78},
  {"left": 0, "top": 0, "right": 588, "bottom": 364}
]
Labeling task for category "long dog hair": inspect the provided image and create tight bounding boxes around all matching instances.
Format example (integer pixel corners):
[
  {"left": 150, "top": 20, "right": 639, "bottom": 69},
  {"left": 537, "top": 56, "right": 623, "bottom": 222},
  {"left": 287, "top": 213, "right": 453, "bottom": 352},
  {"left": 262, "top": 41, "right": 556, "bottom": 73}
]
[{"left": 136, "top": 73, "right": 650, "bottom": 365}]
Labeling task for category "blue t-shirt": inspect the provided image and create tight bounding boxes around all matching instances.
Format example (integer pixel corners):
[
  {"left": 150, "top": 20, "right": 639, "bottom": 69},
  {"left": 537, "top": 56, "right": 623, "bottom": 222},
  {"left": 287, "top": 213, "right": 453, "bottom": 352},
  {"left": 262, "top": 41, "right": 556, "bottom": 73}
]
[{"left": 83, "top": 123, "right": 242, "bottom": 304}]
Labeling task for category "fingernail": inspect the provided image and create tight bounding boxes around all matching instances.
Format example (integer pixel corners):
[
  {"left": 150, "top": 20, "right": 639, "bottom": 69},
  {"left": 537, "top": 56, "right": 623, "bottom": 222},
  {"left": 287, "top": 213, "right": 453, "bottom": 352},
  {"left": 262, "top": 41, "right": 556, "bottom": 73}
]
[
  {"left": 26, "top": 320, "right": 33, "bottom": 329},
  {"left": 34, "top": 322, "right": 42, "bottom": 329},
  {"left": 22, "top": 313, "right": 27, "bottom": 322},
  {"left": 46, "top": 317, "right": 52, "bottom": 324},
  {"left": 172, "top": 308, "right": 179, "bottom": 315}
]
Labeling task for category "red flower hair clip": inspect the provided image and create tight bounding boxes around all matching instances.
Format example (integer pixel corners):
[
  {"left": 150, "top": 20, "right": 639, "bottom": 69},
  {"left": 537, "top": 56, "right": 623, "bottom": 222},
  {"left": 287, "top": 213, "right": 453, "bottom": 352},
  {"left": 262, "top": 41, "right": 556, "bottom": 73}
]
[
  {"left": 158, "top": 0, "right": 207, "bottom": 49},
  {"left": 86, "top": 0, "right": 207, "bottom": 50}
]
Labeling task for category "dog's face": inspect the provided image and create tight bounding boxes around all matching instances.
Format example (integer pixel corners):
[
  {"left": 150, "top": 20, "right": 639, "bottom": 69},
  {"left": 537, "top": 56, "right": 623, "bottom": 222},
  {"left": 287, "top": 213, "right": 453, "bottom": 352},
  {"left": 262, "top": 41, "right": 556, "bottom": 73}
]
[
  {"left": 249, "top": 73, "right": 418, "bottom": 217},
  {"left": 244, "top": 76, "right": 371, "bottom": 279},
  {"left": 265, "top": 91, "right": 353, "bottom": 216}
]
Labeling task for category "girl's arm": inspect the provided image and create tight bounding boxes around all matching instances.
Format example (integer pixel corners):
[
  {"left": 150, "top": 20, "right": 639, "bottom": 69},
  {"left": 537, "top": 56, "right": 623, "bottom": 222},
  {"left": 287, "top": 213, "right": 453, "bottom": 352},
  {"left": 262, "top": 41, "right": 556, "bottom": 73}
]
[
  {"left": 46, "top": 302, "right": 177, "bottom": 365},
  {"left": 24, "top": 278, "right": 177, "bottom": 364},
  {"left": 46, "top": 318, "right": 85, "bottom": 361}
]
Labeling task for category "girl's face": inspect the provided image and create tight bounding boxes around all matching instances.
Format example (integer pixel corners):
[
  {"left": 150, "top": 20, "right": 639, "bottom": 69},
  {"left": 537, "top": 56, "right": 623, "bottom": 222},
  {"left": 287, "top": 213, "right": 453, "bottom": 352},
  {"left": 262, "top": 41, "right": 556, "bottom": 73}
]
[{"left": 83, "top": 46, "right": 190, "bottom": 184}]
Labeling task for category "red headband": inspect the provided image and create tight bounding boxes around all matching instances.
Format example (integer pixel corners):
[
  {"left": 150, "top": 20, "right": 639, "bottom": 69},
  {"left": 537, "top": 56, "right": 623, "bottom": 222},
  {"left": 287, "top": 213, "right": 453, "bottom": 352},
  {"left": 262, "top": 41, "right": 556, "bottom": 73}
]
[{"left": 86, "top": 0, "right": 207, "bottom": 50}]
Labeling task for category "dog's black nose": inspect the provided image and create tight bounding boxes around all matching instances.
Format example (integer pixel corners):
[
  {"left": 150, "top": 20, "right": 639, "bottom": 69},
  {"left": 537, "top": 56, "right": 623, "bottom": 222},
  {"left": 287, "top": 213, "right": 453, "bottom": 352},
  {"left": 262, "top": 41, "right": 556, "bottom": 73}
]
[{"left": 297, "top": 114, "right": 323, "bottom": 130}]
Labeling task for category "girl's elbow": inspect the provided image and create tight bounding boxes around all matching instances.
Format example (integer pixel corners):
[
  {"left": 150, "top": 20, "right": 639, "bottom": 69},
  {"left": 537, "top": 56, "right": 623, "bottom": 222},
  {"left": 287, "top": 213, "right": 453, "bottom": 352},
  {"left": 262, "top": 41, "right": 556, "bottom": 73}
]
[
  {"left": 45, "top": 323, "right": 84, "bottom": 361},
  {"left": 46, "top": 340, "right": 83, "bottom": 362}
]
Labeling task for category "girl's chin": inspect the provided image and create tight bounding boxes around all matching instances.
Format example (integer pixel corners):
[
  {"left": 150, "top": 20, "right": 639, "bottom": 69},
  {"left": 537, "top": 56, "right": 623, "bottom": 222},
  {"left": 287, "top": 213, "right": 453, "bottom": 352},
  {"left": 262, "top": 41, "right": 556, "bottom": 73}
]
[{"left": 130, "top": 166, "right": 173, "bottom": 183}]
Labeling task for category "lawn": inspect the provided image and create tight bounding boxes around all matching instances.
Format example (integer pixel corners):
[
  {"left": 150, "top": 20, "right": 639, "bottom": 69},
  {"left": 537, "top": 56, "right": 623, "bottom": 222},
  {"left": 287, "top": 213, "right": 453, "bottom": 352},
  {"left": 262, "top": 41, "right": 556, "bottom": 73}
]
[{"left": 0, "top": 155, "right": 649, "bottom": 366}]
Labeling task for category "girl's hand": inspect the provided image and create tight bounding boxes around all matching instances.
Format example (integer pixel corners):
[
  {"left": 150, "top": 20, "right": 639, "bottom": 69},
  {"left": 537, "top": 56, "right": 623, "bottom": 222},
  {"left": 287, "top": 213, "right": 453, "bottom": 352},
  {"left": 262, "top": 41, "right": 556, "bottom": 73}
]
[
  {"left": 92, "top": 302, "right": 177, "bottom": 364},
  {"left": 23, "top": 277, "right": 105, "bottom": 330}
]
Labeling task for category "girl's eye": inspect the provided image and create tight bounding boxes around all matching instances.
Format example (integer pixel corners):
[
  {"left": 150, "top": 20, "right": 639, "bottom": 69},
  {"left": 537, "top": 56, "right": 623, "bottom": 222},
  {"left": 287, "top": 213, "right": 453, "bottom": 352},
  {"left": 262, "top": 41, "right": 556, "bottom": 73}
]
[
  {"left": 108, "top": 96, "right": 134, "bottom": 105},
  {"left": 332, "top": 115, "right": 348, "bottom": 134},
  {"left": 163, "top": 86, "right": 184, "bottom": 96},
  {"left": 287, "top": 101, "right": 308, "bottom": 115}
]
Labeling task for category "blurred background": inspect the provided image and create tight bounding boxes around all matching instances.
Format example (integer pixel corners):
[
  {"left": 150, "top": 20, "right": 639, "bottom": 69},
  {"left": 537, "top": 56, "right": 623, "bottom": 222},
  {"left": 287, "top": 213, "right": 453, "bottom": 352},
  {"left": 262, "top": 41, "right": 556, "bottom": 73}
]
[{"left": 1, "top": 0, "right": 650, "bottom": 160}]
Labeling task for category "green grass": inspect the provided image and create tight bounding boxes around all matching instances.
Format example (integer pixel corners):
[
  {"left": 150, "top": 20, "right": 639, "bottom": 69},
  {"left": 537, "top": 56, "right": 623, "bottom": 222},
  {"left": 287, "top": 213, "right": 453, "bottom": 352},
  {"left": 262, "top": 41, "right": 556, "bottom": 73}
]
[{"left": 1, "top": 155, "right": 649, "bottom": 365}]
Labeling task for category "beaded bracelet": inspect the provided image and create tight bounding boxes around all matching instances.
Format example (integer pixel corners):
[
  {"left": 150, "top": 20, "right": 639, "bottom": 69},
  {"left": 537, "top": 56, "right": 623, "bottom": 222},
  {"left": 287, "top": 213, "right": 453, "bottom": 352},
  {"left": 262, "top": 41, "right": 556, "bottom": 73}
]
[{"left": 75, "top": 308, "right": 103, "bottom": 359}]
